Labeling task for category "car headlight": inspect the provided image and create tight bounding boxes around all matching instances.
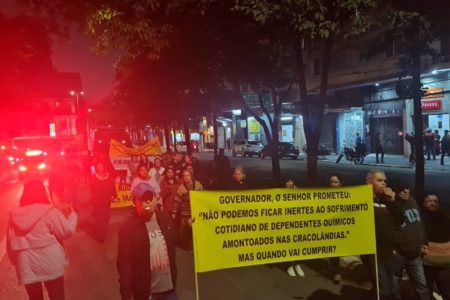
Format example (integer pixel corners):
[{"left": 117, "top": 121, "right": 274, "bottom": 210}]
[
  {"left": 19, "top": 165, "right": 27, "bottom": 172},
  {"left": 38, "top": 163, "right": 46, "bottom": 170}
]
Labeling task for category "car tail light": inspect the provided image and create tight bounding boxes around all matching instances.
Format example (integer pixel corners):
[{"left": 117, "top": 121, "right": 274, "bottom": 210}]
[
  {"left": 38, "top": 163, "right": 46, "bottom": 170},
  {"left": 19, "top": 165, "right": 27, "bottom": 172}
]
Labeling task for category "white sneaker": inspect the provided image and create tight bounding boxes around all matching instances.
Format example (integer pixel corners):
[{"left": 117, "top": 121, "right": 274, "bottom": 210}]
[
  {"left": 287, "top": 266, "right": 296, "bottom": 277},
  {"left": 294, "top": 264, "right": 305, "bottom": 277}
]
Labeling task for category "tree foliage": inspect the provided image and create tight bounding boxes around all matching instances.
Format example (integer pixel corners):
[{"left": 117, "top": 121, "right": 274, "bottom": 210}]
[
  {"left": 0, "top": 13, "right": 55, "bottom": 109},
  {"left": 235, "top": 0, "right": 378, "bottom": 185}
]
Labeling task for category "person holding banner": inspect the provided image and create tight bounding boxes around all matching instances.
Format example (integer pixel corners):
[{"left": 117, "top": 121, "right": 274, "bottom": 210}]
[
  {"left": 172, "top": 169, "right": 203, "bottom": 252},
  {"left": 283, "top": 179, "right": 305, "bottom": 278},
  {"left": 364, "top": 170, "right": 402, "bottom": 300},
  {"left": 328, "top": 173, "right": 344, "bottom": 284},
  {"left": 117, "top": 190, "right": 178, "bottom": 300}
]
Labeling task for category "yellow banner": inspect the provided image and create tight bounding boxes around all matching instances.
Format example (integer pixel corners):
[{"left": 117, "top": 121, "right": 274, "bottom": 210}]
[
  {"left": 191, "top": 185, "right": 375, "bottom": 273},
  {"left": 109, "top": 137, "right": 163, "bottom": 157},
  {"left": 112, "top": 183, "right": 133, "bottom": 208}
]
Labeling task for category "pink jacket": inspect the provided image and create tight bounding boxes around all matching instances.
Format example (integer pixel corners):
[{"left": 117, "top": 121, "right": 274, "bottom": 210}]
[{"left": 7, "top": 204, "right": 77, "bottom": 285}]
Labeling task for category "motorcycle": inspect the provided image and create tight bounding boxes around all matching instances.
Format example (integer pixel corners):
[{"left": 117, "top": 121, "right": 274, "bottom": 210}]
[{"left": 336, "top": 144, "right": 366, "bottom": 164}]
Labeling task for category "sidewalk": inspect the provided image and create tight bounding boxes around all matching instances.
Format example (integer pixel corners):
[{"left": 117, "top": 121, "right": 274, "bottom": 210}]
[{"left": 302, "top": 152, "right": 450, "bottom": 171}]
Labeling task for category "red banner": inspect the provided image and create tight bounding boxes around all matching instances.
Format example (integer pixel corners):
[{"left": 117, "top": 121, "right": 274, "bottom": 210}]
[{"left": 421, "top": 100, "right": 441, "bottom": 111}]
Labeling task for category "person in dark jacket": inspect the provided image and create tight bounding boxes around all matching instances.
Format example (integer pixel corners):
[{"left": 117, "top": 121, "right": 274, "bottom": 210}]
[
  {"left": 229, "top": 165, "right": 249, "bottom": 190},
  {"left": 363, "top": 170, "right": 402, "bottom": 300},
  {"left": 424, "top": 129, "right": 436, "bottom": 160},
  {"left": 391, "top": 183, "right": 429, "bottom": 300},
  {"left": 90, "top": 160, "right": 117, "bottom": 242},
  {"left": 214, "top": 148, "right": 231, "bottom": 189},
  {"left": 441, "top": 130, "right": 450, "bottom": 165},
  {"left": 421, "top": 191, "right": 450, "bottom": 299},
  {"left": 117, "top": 190, "right": 178, "bottom": 300}
]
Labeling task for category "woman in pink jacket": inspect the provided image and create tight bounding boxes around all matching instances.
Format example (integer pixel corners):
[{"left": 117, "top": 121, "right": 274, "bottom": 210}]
[{"left": 7, "top": 180, "right": 78, "bottom": 300}]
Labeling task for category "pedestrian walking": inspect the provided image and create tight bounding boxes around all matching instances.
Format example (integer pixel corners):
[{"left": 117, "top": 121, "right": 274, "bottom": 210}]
[
  {"left": 117, "top": 190, "right": 178, "bottom": 300},
  {"left": 374, "top": 132, "right": 384, "bottom": 163},
  {"left": 440, "top": 130, "right": 450, "bottom": 165},
  {"left": 149, "top": 157, "right": 165, "bottom": 183},
  {"left": 434, "top": 130, "right": 441, "bottom": 155},
  {"left": 159, "top": 166, "right": 179, "bottom": 215},
  {"left": 424, "top": 129, "right": 436, "bottom": 160},
  {"left": 171, "top": 169, "right": 203, "bottom": 252},
  {"left": 131, "top": 164, "right": 161, "bottom": 208},
  {"left": 90, "top": 161, "right": 117, "bottom": 242},
  {"left": 7, "top": 180, "right": 77, "bottom": 300}
]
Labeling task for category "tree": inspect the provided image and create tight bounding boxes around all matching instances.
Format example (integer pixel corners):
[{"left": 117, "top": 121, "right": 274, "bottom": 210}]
[
  {"left": 236, "top": 0, "right": 378, "bottom": 186},
  {"left": 0, "top": 13, "right": 55, "bottom": 108},
  {"left": 387, "top": 0, "right": 450, "bottom": 200}
]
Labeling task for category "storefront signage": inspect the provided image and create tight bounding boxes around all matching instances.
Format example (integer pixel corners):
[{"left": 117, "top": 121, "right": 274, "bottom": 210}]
[
  {"left": 423, "top": 87, "right": 444, "bottom": 99},
  {"left": 421, "top": 100, "right": 441, "bottom": 111}
]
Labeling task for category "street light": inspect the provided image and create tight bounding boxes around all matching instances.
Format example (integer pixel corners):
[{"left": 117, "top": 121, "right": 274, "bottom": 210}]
[{"left": 69, "top": 90, "right": 85, "bottom": 113}]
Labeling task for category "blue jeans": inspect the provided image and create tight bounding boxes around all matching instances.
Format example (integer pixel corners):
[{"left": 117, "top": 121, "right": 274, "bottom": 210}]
[
  {"left": 393, "top": 254, "right": 429, "bottom": 300},
  {"left": 426, "top": 145, "right": 435, "bottom": 160},
  {"left": 361, "top": 254, "right": 396, "bottom": 300}
]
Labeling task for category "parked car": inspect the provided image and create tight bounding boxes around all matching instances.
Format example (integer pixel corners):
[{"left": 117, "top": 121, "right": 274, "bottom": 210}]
[
  {"left": 232, "top": 140, "right": 264, "bottom": 157},
  {"left": 261, "top": 142, "right": 300, "bottom": 160}
]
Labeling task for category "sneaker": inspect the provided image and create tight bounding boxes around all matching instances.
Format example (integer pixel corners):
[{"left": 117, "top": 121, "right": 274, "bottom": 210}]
[
  {"left": 294, "top": 264, "right": 305, "bottom": 277},
  {"left": 287, "top": 266, "right": 296, "bottom": 277}
]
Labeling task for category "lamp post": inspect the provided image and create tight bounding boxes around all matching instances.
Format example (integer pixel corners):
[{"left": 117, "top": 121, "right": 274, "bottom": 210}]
[{"left": 69, "top": 90, "right": 85, "bottom": 113}]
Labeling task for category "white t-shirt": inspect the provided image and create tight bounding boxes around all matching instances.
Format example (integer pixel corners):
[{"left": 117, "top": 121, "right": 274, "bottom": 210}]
[{"left": 145, "top": 214, "right": 173, "bottom": 293}]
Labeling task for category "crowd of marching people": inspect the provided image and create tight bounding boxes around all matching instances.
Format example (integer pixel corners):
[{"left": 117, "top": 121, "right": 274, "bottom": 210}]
[{"left": 5, "top": 147, "right": 450, "bottom": 300}]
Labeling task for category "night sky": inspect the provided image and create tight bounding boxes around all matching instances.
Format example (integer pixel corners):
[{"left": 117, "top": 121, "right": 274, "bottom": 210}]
[{"left": 2, "top": 0, "right": 117, "bottom": 103}]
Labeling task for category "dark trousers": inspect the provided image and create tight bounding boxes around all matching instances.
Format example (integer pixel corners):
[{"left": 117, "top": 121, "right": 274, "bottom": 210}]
[
  {"left": 376, "top": 146, "right": 384, "bottom": 163},
  {"left": 426, "top": 145, "right": 436, "bottom": 160},
  {"left": 178, "top": 217, "right": 192, "bottom": 251},
  {"left": 424, "top": 265, "right": 450, "bottom": 300},
  {"left": 25, "top": 277, "right": 65, "bottom": 300},
  {"left": 361, "top": 254, "right": 396, "bottom": 300},
  {"left": 329, "top": 257, "right": 340, "bottom": 275},
  {"left": 392, "top": 254, "right": 429, "bottom": 300},
  {"left": 92, "top": 202, "right": 111, "bottom": 242},
  {"left": 441, "top": 150, "right": 450, "bottom": 165}
]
